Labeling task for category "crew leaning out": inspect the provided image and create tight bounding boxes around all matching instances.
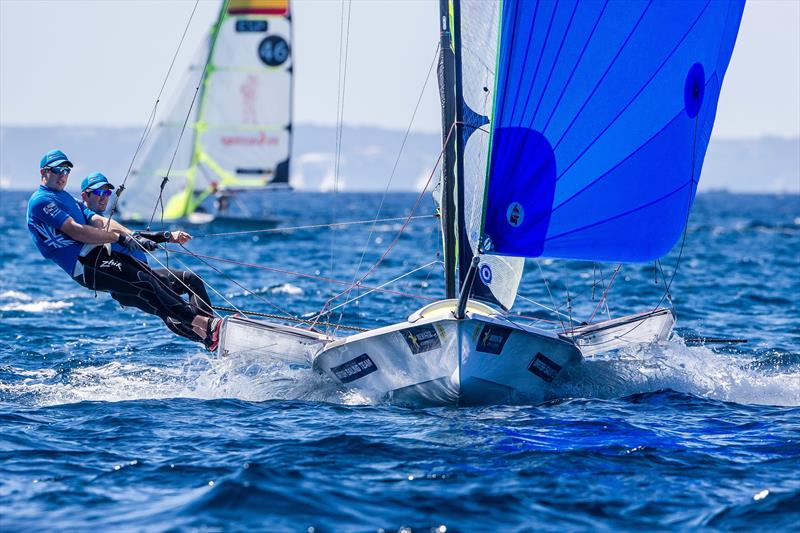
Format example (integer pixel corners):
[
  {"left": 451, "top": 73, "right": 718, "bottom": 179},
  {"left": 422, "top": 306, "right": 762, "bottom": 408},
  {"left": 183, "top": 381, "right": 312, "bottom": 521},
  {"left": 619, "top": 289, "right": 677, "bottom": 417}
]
[
  {"left": 79, "top": 171, "right": 214, "bottom": 319},
  {"left": 26, "top": 149, "right": 221, "bottom": 350}
]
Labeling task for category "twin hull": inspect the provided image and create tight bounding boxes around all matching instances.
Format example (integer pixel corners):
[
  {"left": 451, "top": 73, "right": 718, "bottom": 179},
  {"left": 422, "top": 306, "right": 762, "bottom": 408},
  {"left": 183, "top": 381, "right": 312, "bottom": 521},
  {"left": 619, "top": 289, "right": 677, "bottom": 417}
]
[{"left": 311, "top": 310, "right": 583, "bottom": 406}]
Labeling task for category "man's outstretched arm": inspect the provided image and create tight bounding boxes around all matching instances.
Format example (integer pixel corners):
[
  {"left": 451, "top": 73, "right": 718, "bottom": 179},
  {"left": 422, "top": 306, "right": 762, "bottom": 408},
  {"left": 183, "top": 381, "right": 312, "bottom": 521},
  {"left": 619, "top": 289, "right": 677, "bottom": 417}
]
[{"left": 60, "top": 217, "right": 123, "bottom": 244}]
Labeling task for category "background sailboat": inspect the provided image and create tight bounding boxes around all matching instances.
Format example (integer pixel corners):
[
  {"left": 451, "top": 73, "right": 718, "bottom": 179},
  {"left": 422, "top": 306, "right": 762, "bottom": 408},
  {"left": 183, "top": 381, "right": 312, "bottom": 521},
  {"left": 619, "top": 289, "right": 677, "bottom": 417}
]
[{"left": 121, "top": 0, "right": 293, "bottom": 226}]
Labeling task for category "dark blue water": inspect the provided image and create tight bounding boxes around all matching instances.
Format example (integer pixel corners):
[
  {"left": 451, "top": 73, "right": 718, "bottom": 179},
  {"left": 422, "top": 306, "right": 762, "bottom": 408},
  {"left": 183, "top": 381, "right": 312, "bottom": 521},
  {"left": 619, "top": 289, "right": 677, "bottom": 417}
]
[{"left": 1, "top": 190, "right": 799, "bottom": 531}]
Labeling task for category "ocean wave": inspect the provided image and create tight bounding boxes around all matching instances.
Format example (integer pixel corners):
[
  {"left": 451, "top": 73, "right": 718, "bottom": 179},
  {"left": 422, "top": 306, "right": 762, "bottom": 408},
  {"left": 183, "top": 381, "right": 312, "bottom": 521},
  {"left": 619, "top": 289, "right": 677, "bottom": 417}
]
[
  {"left": 0, "top": 300, "right": 73, "bottom": 313},
  {"left": 0, "top": 290, "right": 32, "bottom": 301},
  {"left": 0, "top": 351, "right": 347, "bottom": 408},
  {"left": 553, "top": 339, "right": 800, "bottom": 407}
]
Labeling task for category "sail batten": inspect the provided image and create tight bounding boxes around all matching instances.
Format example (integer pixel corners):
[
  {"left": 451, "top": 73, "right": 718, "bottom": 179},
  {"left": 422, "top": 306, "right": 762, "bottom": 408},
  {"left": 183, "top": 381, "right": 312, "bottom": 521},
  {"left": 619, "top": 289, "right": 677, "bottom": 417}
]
[{"left": 479, "top": 0, "right": 745, "bottom": 263}]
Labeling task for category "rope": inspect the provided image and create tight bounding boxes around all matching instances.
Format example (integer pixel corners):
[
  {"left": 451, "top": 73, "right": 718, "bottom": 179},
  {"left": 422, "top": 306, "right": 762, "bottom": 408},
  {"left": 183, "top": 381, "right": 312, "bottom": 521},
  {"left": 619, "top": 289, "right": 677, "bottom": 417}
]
[
  {"left": 310, "top": 261, "right": 442, "bottom": 320},
  {"left": 536, "top": 261, "right": 565, "bottom": 330},
  {"left": 343, "top": 41, "right": 442, "bottom": 325},
  {"left": 105, "top": 0, "right": 201, "bottom": 227},
  {"left": 310, "top": 124, "right": 453, "bottom": 326},
  {"left": 587, "top": 264, "right": 621, "bottom": 323},
  {"left": 516, "top": 294, "right": 573, "bottom": 321},
  {"left": 164, "top": 247, "right": 438, "bottom": 304},
  {"left": 328, "top": 0, "right": 353, "bottom": 315},
  {"left": 147, "top": 0, "right": 231, "bottom": 231},
  {"left": 210, "top": 305, "right": 367, "bottom": 333},
  {"left": 192, "top": 215, "right": 436, "bottom": 238},
  {"left": 175, "top": 243, "right": 306, "bottom": 323},
  {"left": 139, "top": 244, "right": 238, "bottom": 318}
]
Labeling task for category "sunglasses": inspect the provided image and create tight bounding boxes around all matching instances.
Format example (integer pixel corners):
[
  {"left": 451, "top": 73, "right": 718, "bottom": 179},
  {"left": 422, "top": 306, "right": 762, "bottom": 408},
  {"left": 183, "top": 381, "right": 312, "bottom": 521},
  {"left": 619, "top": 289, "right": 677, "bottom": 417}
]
[
  {"left": 89, "top": 189, "right": 113, "bottom": 197},
  {"left": 48, "top": 165, "right": 71, "bottom": 175}
]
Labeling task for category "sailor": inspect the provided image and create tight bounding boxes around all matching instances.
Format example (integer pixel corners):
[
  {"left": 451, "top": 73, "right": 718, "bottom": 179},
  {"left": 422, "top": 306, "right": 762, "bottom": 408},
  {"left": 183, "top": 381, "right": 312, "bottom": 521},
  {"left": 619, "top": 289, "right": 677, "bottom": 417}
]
[
  {"left": 27, "top": 150, "right": 221, "bottom": 350},
  {"left": 79, "top": 171, "right": 214, "bottom": 318}
]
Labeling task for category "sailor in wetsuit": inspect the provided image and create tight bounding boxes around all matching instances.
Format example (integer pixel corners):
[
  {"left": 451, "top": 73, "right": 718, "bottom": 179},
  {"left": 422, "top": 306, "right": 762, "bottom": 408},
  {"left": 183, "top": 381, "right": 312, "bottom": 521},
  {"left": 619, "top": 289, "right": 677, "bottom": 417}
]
[
  {"left": 79, "top": 172, "right": 214, "bottom": 319},
  {"left": 26, "top": 150, "right": 221, "bottom": 350}
]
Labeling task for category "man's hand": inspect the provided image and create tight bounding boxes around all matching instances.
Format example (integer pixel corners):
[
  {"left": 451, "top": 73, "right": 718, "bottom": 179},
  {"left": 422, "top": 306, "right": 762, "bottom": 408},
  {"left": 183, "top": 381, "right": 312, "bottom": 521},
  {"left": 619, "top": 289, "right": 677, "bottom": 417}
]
[
  {"left": 169, "top": 231, "right": 192, "bottom": 244},
  {"left": 135, "top": 236, "right": 159, "bottom": 251},
  {"left": 118, "top": 234, "right": 158, "bottom": 252}
]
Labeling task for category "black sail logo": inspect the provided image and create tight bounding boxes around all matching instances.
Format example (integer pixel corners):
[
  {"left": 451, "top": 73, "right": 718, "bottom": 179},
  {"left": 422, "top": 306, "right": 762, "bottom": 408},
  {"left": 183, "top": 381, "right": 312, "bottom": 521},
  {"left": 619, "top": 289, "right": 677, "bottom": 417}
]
[
  {"left": 527, "top": 352, "right": 562, "bottom": 383},
  {"left": 400, "top": 325, "right": 441, "bottom": 354},
  {"left": 330, "top": 354, "right": 377, "bottom": 384},
  {"left": 475, "top": 324, "right": 512, "bottom": 354}
]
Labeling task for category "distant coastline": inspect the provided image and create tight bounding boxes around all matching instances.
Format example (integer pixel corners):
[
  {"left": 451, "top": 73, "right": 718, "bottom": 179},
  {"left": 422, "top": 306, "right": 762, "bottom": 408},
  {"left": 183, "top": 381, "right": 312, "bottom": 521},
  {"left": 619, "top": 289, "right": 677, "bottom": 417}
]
[{"left": 1, "top": 125, "right": 798, "bottom": 193}]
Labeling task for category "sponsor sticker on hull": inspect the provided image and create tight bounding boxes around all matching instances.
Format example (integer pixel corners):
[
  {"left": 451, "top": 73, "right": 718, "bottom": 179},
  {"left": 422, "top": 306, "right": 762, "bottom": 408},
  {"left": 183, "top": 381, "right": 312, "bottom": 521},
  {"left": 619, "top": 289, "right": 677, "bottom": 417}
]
[
  {"left": 475, "top": 324, "right": 512, "bottom": 355},
  {"left": 330, "top": 353, "right": 377, "bottom": 384},
  {"left": 527, "top": 352, "right": 562, "bottom": 383},
  {"left": 400, "top": 325, "right": 441, "bottom": 354}
]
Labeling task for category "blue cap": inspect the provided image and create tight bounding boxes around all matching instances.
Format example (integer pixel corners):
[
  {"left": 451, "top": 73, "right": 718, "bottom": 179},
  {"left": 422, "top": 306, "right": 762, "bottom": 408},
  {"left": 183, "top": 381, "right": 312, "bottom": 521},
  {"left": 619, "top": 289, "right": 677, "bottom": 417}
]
[
  {"left": 40, "top": 149, "right": 73, "bottom": 169},
  {"left": 80, "top": 172, "right": 115, "bottom": 192}
]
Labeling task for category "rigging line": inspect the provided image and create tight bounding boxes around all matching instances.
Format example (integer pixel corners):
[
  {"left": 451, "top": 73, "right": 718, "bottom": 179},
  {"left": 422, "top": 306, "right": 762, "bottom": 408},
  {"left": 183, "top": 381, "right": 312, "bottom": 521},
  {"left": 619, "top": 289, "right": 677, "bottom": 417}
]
[
  {"left": 193, "top": 215, "right": 436, "bottom": 238},
  {"left": 311, "top": 124, "right": 453, "bottom": 324},
  {"left": 598, "top": 263, "right": 611, "bottom": 320},
  {"left": 529, "top": 262, "right": 613, "bottom": 322},
  {"left": 656, "top": 259, "right": 672, "bottom": 303},
  {"left": 340, "top": 41, "right": 442, "bottom": 324},
  {"left": 515, "top": 293, "right": 573, "bottom": 321},
  {"left": 650, "top": 116, "right": 699, "bottom": 314},
  {"left": 175, "top": 243, "right": 302, "bottom": 324},
  {"left": 563, "top": 262, "right": 575, "bottom": 332},
  {"left": 587, "top": 264, "right": 621, "bottom": 323},
  {"left": 536, "top": 260, "right": 566, "bottom": 330},
  {"left": 329, "top": 0, "right": 353, "bottom": 311},
  {"left": 309, "top": 261, "right": 443, "bottom": 320},
  {"left": 504, "top": 314, "right": 560, "bottom": 332},
  {"left": 147, "top": 82, "right": 203, "bottom": 229},
  {"left": 138, "top": 244, "right": 239, "bottom": 319},
  {"left": 164, "top": 247, "right": 439, "bottom": 303},
  {"left": 147, "top": 0, "right": 231, "bottom": 231},
  {"left": 105, "top": 0, "right": 201, "bottom": 227},
  {"left": 209, "top": 306, "right": 367, "bottom": 333}
]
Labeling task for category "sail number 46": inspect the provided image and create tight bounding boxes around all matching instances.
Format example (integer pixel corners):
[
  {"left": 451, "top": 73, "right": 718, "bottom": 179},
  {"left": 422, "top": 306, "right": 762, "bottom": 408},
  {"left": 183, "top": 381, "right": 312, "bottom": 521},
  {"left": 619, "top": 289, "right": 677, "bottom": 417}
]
[{"left": 259, "top": 36, "right": 290, "bottom": 67}]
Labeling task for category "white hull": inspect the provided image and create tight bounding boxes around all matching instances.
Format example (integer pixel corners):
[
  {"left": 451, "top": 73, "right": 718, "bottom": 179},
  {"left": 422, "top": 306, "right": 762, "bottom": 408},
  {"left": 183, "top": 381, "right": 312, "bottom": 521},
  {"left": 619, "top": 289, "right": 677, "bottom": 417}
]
[
  {"left": 218, "top": 315, "right": 333, "bottom": 364},
  {"left": 216, "top": 301, "right": 675, "bottom": 406},
  {"left": 311, "top": 300, "right": 583, "bottom": 406},
  {"left": 561, "top": 308, "right": 675, "bottom": 356}
]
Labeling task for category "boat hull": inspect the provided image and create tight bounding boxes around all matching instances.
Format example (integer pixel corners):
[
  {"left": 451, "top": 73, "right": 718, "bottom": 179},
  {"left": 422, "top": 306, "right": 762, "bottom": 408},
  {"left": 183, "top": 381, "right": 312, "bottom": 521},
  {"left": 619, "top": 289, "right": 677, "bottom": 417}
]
[{"left": 312, "top": 304, "right": 583, "bottom": 406}]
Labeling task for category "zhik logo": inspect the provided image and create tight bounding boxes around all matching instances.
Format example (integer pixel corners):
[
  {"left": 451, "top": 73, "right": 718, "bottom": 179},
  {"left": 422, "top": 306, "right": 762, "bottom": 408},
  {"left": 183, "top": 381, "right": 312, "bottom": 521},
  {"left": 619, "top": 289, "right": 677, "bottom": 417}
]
[{"left": 100, "top": 259, "right": 122, "bottom": 271}]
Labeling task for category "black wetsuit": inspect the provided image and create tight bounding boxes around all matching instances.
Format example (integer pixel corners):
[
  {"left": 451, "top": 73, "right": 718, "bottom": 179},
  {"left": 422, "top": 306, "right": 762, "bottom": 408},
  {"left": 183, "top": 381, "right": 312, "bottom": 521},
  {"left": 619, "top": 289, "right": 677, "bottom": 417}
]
[{"left": 75, "top": 246, "right": 213, "bottom": 344}]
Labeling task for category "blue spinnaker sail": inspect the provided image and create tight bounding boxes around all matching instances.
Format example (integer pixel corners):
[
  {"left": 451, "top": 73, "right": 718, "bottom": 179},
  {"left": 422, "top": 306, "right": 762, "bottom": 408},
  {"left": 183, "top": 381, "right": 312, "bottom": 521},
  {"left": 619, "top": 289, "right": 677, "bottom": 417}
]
[{"left": 481, "top": 0, "right": 745, "bottom": 262}]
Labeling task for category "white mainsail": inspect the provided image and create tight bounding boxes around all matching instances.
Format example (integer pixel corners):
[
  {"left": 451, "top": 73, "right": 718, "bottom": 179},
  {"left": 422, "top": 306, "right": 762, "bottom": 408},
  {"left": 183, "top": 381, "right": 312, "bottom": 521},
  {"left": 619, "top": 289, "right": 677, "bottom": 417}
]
[
  {"left": 457, "top": 0, "right": 524, "bottom": 311},
  {"left": 122, "top": 0, "right": 293, "bottom": 223}
]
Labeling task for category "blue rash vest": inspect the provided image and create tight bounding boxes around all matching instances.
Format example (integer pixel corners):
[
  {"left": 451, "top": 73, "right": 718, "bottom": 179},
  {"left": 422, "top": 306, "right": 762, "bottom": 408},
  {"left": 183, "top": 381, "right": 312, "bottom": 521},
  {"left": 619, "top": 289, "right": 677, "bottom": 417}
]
[{"left": 27, "top": 185, "right": 96, "bottom": 276}]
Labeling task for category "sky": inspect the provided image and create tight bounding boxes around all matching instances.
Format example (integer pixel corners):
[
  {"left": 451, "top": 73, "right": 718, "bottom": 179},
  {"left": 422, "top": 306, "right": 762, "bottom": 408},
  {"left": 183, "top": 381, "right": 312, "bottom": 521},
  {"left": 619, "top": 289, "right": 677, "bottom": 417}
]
[{"left": 1, "top": 0, "right": 799, "bottom": 139}]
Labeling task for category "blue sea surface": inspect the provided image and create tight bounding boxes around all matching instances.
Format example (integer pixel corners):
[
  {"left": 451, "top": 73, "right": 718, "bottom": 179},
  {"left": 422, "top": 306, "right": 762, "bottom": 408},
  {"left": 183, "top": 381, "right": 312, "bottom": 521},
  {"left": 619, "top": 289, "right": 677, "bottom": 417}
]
[{"left": 1, "top": 190, "right": 798, "bottom": 531}]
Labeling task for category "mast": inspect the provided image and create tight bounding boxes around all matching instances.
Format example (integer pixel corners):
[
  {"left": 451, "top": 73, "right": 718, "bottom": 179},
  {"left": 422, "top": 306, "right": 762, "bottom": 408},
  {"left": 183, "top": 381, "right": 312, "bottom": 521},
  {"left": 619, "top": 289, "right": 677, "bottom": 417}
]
[
  {"left": 438, "top": 0, "right": 457, "bottom": 299},
  {"left": 452, "top": 0, "right": 473, "bottom": 294},
  {"left": 181, "top": 0, "right": 229, "bottom": 218}
]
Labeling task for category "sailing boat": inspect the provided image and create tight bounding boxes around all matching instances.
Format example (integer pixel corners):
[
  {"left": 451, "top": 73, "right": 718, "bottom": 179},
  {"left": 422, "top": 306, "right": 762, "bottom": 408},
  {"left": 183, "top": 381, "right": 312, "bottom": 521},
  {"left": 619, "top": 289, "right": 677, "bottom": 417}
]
[
  {"left": 121, "top": 0, "right": 293, "bottom": 226},
  {"left": 217, "top": 0, "right": 746, "bottom": 405}
]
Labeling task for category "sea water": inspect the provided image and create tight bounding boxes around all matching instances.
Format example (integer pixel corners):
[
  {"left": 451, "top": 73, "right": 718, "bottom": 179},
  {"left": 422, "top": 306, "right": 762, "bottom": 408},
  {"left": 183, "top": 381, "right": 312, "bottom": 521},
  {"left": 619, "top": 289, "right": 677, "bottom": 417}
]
[{"left": 1, "top": 190, "right": 798, "bottom": 531}]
